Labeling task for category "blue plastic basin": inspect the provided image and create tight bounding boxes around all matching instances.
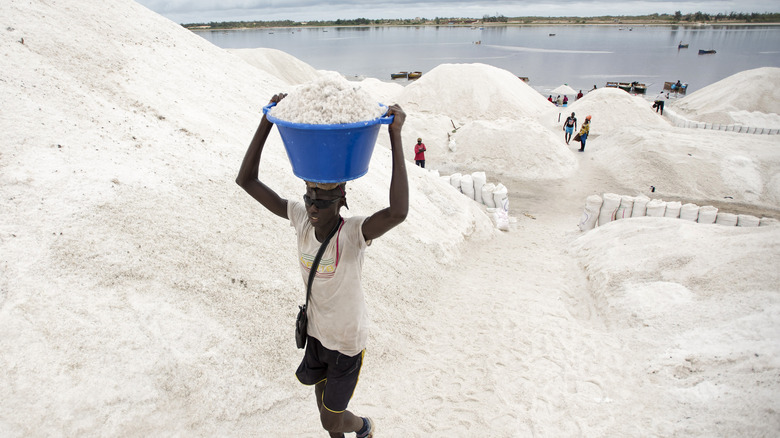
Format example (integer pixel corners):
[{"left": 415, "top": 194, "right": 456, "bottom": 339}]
[{"left": 263, "top": 103, "right": 393, "bottom": 183}]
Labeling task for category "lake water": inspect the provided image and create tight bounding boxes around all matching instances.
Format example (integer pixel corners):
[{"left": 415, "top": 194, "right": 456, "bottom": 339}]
[{"left": 195, "top": 25, "right": 780, "bottom": 95}]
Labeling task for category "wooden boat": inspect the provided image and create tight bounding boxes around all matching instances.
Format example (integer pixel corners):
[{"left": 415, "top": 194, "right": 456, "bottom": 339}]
[
  {"left": 517, "top": 76, "right": 529, "bottom": 83},
  {"left": 631, "top": 82, "right": 647, "bottom": 94},
  {"left": 617, "top": 82, "right": 632, "bottom": 92},
  {"left": 698, "top": 49, "right": 716, "bottom": 55},
  {"left": 678, "top": 43, "right": 689, "bottom": 49},
  {"left": 549, "top": 33, "right": 556, "bottom": 36},
  {"left": 390, "top": 71, "right": 408, "bottom": 79},
  {"left": 663, "top": 81, "right": 688, "bottom": 94},
  {"left": 605, "top": 81, "right": 619, "bottom": 88},
  {"left": 407, "top": 71, "right": 422, "bottom": 80}
]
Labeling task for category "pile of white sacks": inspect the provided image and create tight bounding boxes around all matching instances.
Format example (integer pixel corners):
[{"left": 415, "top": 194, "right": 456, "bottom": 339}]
[
  {"left": 578, "top": 193, "right": 778, "bottom": 231},
  {"left": 445, "top": 172, "right": 510, "bottom": 231}
]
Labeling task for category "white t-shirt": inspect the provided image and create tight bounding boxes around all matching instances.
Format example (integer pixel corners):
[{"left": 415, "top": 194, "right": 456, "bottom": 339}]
[{"left": 288, "top": 201, "right": 369, "bottom": 356}]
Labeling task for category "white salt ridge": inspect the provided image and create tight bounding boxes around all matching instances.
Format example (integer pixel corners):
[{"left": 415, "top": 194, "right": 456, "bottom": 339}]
[
  {"left": 670, "top": 67, "right": 780, "bottom": 126},
  {"left": 269, "top": 73, "right": 384, "bottom": 124},
  {"left": 228, "top": 47, "right": 321, "bottom": 85},
  {"left": 396, "top": 63, "right": 551, "bottom": 122},
  {"left": 3, "top": 1, "right": 780, "bottom": 436},
  {"left": 539, "top": 87, "right": 671, "bottom": 133}
]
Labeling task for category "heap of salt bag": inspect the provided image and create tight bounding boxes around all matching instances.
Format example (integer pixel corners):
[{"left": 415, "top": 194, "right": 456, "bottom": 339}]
[
  {"left": 698, "top": 205, "right": 718, "bottom": 224},
  {"left": 492, "top": 183, "right": 508, "bottom": 211},
  {"left": 646, "top": 199, "right": 667, "bottom": 217},
  {"left": 481, "top": 182, "right": 496, "bottom": 208},
  {"left": 616, "top": 196, "right": 634, "bottom": 219},
  {"left": 737, "top": 214, "right": 760, "bottom": 227},
  {"left": 716, "top": 212, "right": 738, "bottom": 226},
  {"left": 471, "top": 171, "right": 486, "bottom": 204},
  {"left": 680, "top": 203, "right": 700, "bottom": 221},
  {"left": 578, "top": 194, "right": 603, "bottom": 231},
  {"left": 664, "top": 201, "right": 682, "bottom": 218},
  {"left": 449, "top": 173, "right": 462, "bottom": 192},
  {"left": 632, "top": 194, "right": 650, "bottom": 218},
  {"left": 460, "top": 174, "right": 475, "bottom": 200},
  {"left": 598, "top": 193, "right": 621, "bottom": 226},
  {"left": 269, "top": 73, "right": 384, "bottom": 124}
]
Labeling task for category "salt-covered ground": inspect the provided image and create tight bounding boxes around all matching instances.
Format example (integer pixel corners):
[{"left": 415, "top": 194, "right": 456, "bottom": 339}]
[{"left": 2, "top": 1, "right": 779, "bottom": 437}]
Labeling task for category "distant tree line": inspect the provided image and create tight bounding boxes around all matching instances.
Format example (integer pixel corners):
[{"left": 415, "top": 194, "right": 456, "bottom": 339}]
[{"left": 182, "top": 12, "right": 780, "bottom": 29}]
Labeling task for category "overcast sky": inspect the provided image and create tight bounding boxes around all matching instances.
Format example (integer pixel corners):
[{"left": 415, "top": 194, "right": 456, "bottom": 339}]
[{"left": 135, "top": 0, "right": 780, "bottom": 24}]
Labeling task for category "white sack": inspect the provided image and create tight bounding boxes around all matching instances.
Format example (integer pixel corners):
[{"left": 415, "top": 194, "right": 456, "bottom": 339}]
[
  {"left": 471, "top": 171, "right": 486, "bottom": 204},
  {"left": 697, "top": 206, "right": 718, "bottom": 224},
  {"left": 449, "top": 173, "right": 462, "bottom": 192},
  {"left": 615, "top": 196, "right": 634, "bottom": 220},
  {"left": 578, "top": 194, "right": 603, "bottom": 231},
  {"left": 680, "top": 203, "right": 700, "bottom": 221},
  {"left": 494, "top": 196, "right": 510, "bottom": 231},
  {"left": 645, "top": 199, "right": 667, "bottom": 217},
  {"left": 664, "top": 201, "right": 682, "bottom": 218},
  {"left": 493, "top": 184, "right": 508, "bottom": 210},
  {"left": 481, "top": 182, "right": 496, "bottom": 208},
  {"left": 631, "top": 194, "right": 650, "bottom": 217},
  {"left": 737, "top": 214, "right": 760, "bottom": 227},
  {"left": 448, "top": 139, "right": 457, "bottom": 152},
  {"left": 760, "top": 217, "right": 779, "bottom": 226},
  {"left": 460, "top": 174, "right": 475, "bottom": 200},
  {"left": 598, "top": 193, "right": 621, "bottom": 226},
  {"left": 715, "top": 212, "right": 738, "bottom": 226}
]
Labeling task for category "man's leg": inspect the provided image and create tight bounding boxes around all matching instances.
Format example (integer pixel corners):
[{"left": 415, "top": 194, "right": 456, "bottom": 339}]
[
  {"left": 420, "top": 160, "right": 425, "bottom": 169},
  {"left": 315, "top": 381, "right": 366, "bottom": 436}
]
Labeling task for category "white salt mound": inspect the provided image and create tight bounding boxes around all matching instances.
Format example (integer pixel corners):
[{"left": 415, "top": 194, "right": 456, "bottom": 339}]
[
  {"left": 270, "top": 73, "right": 384, "bottom": 124},
  {"left": 228, "top": 48, "right": 321, "bottom": 86},
  {"left": 396, "top": 63, "right": 551, "bottom": 121},
  {"left": 542, "top": 87, "right": 669, "bottom": 133},
  {"left": 672, "top": 67, "right": 780, "bottom": 116}
]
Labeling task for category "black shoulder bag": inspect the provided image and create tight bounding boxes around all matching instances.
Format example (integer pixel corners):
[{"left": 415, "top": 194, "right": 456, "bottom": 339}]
[{"left": 296, "top": 217, "right": 342, "bottom": 349}]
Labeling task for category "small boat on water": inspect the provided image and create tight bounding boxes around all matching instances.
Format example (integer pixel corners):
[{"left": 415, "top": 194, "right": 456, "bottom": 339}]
[
  {"left": 606, "top": 81, "right": 646, "bottom": 94},
  {"left": 549, "top": 33, "right": 556, "bottom": 36},
  {"left": 390, "top": 71, "right": 408, "bottom": 79},
  {"left": 517, "top": 76, "right": 529, "bottom": 83},
  {"left": 678, "top": 43, "right": 689, "bottom": 49},
  {"left": 407, "top": 71, "right": 422, "bottom": 80},
  {"left": 698, "top": 49, "right": 716, "bottom": 55},
  {"left": 664, "top": 81, "right": 688, "bottom": 94}
]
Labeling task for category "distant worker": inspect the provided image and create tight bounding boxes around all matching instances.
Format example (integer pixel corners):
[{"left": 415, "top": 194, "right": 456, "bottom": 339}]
[
  {"left": 576, "top": 115, "right": 591, "bottom": 152},
  {"left": 414, "top": 137, "right": 426, "bottom": 168},
  {"left": 563, "top": 112, "right": 578, "bottom": 145},
  {"left": 556, "top": 95, "right": 562, "bottom": 106},
  {"left": 592, "top": 85, "right": 597, "bottom": 91},
  {"left": 562, "top": 95, "right": 569, "bottom": 106},
  {"left": 653, "top": 90, "right": 668, "bottom": 115},
  {"left": 548, "top": 95, "right": 553, "bottom": 103},
  {"left": 576, "top": 90, "right": 583, "bottom": 100}
]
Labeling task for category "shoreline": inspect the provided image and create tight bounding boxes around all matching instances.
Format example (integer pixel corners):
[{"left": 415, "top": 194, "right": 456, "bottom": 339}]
[{"left": 187, "top": 21, "right": 780, "bottom": 31}]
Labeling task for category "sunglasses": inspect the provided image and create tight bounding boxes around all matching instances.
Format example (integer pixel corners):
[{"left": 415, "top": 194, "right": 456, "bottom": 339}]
[{"left": 303, "top": 194, "right": 342, "bottom": 209}]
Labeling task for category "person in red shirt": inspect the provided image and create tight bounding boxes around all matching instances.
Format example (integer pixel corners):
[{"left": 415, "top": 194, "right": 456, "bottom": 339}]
[{"left": 414, "top": 137, "right": 426, "bottom": 168}]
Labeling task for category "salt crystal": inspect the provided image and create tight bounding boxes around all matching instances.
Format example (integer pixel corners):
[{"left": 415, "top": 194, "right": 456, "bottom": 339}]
[{"left": 269, "top": 73, "right": 384, "bottom": 124}]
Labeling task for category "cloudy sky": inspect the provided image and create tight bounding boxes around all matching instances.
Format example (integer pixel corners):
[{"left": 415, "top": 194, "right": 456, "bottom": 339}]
[{"left": 135, "top": 0, "right": 780, "bottom": 24}]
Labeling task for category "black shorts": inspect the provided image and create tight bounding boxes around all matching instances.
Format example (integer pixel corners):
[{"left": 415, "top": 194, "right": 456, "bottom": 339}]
[{"left": 296, "top": 335, "right": 364, "bottom": 413}]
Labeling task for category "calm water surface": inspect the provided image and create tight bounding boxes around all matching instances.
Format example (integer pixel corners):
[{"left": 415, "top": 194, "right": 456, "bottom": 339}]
[{"left": 196, "top": 25, "right": 780, "bottom": 95}]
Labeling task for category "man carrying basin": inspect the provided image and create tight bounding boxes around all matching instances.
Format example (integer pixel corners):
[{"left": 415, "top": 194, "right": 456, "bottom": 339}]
[{"left": 236, "top": 89, "right": 408, "bottom": 438}]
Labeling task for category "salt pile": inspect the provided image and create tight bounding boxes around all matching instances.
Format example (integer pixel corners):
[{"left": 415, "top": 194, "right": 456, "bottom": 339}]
[
  {"left": 539, "top": 87, "right": 670, "bottom": 133},
  {"left": 228, "top": 47, "right": 321, "bottom": 85},
  {"left": 670, "top": 67, "right": 780, "bottom": 127},
  {"left": 3, "top": 0, "right": 780, "bottom": 436},
  {"left": 444, "top": 117, "right": 577, "bottom": 179},
  {"left": 396, "top": 63, "right": 551, "bottom": 122},
  {"left": 269, "top": 73, "right": 384, "bottom": 124}
]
